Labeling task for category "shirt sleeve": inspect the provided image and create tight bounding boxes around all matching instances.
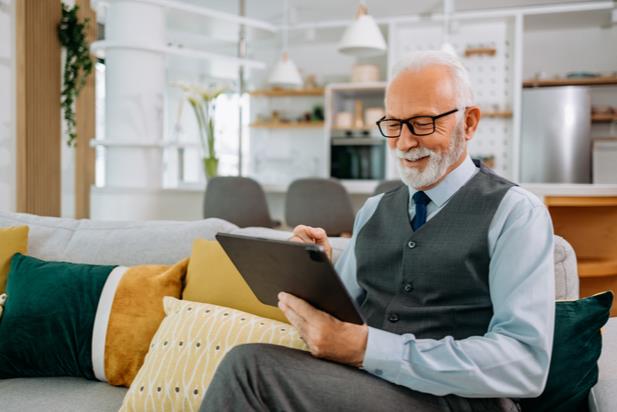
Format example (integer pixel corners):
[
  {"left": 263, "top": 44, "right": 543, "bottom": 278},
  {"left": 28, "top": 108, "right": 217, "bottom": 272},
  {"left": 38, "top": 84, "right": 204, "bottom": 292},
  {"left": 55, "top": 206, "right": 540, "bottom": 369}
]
[
  {"left": 362, "top": 189, "right": 556, "bottom": 398},
  {"left": 334, "top": 194, "right": 383, "bottom": 305}
]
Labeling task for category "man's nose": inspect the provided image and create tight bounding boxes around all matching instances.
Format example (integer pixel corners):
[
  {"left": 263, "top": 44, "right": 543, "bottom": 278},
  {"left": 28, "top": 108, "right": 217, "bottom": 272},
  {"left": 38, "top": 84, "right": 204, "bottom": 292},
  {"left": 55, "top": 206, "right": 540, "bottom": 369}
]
[{"left": 397, "top": 123, "right": 420, "bottom": 151}]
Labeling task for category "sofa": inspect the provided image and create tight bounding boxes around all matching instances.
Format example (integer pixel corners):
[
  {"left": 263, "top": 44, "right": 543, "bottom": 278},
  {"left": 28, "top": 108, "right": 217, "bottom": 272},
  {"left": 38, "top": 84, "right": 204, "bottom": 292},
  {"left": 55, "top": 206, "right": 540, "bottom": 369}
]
[{"left": 0, "top": 210, "right": 615, "bottom": 412}]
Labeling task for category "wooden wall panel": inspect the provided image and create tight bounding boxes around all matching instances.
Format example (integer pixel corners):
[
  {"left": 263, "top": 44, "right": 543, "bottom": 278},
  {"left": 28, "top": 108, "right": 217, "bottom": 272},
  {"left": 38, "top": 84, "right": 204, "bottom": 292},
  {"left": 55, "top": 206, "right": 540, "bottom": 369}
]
[
  {"left": 16, "top": 0, "right": 61, "bottom": 216},
  {"left": 75, "top": 0, "right": 97, "bottom": 218}
]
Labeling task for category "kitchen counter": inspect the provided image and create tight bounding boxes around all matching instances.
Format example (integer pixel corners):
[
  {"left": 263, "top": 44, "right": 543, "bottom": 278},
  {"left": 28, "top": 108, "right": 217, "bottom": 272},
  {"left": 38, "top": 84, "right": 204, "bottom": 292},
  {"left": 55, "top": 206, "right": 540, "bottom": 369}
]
[{"left": 521, "top": 183, "right": 617, "bottom": 199}]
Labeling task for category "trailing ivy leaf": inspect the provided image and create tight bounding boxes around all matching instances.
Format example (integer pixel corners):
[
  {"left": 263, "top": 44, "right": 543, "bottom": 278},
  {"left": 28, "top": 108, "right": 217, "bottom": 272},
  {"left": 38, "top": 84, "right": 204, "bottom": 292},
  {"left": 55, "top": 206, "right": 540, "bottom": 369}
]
[{"left": 58, "top": 4, "right": 93, "bottom": 147}]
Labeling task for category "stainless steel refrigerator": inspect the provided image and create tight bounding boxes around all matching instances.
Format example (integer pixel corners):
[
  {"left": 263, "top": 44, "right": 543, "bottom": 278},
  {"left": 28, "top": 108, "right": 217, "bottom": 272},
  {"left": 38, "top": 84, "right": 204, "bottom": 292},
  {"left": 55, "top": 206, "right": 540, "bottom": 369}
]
[{"left": 520, "top": 86, "right": 591, "bottom": 183}]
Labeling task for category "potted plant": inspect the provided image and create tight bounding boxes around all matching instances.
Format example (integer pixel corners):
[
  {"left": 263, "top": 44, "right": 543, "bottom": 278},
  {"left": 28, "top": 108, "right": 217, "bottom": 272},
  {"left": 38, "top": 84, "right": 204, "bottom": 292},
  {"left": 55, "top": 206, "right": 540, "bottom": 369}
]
[
  {"left": 175, "top": 82, "right": 227, "bottom": 179},
  {"left": 57, "top": 4, "right": 93, "bottom": 147}
]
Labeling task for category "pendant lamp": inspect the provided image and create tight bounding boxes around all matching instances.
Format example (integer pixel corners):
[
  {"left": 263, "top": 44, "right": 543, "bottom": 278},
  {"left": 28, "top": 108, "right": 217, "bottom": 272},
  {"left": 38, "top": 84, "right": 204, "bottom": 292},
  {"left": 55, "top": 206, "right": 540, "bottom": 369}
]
[
  {"left": 268, "top": 0, "right": 302, "bottom": 87},
  {"left": 338, "top": 3, "right": 386, "bottom": 57}
]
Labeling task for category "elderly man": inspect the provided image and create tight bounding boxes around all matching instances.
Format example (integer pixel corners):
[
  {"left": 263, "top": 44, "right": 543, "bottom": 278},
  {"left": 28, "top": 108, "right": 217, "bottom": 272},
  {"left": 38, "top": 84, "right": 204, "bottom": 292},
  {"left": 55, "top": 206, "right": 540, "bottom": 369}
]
[{"left": 200, "top": 50, "right": 555, "bottom": 411}]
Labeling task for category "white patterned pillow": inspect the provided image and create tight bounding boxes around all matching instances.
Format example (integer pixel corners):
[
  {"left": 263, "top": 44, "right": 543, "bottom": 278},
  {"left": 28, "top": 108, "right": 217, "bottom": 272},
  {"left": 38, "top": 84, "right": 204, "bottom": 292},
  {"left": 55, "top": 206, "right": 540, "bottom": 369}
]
[{"left": 120, "top": 297, "right": 307, "bottom": 412}]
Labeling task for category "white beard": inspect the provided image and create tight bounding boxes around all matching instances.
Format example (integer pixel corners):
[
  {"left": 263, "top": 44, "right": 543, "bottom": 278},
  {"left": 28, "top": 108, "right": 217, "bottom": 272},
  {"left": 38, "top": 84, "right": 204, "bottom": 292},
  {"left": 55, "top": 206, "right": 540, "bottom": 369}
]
[{"left": 392, "top": 124, "right": 466, "bottom": 189}]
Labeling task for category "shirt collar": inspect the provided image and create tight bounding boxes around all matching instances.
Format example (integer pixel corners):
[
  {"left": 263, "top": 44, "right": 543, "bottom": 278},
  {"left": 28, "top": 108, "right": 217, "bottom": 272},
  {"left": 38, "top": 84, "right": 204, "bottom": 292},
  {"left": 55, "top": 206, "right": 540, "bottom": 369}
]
[{"left": 408, "top": 155, "right": 478, "bottom": 207}]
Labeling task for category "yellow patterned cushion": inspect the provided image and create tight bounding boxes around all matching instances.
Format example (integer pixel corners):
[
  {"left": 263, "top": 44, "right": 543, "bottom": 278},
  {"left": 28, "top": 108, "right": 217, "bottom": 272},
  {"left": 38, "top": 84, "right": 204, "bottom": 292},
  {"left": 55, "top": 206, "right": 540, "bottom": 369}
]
[
  {"left": 120, "top": 297, "right": 307, "bottom": 412},
  {"left": 0, "top": 226, "right": 29, "bottom": 294},
  {"left": 183, "top": 239, "right": 288, "bottom": 323}
]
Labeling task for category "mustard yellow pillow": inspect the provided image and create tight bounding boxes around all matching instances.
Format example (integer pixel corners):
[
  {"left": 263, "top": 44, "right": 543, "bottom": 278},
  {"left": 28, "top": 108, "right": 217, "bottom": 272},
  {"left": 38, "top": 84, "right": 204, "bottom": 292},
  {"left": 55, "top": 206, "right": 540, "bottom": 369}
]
[
  {"left": 92, "top": 259, "right": 189, "bottom": 387},
  {"left": 183, "top": 239, "right": 288, "bottom": 323},
  {"left": 120, "top": 297, "right": 306, "bottom": 412},
  {"left": 0, "top": 226, "right": 29, "bottom": 293}
]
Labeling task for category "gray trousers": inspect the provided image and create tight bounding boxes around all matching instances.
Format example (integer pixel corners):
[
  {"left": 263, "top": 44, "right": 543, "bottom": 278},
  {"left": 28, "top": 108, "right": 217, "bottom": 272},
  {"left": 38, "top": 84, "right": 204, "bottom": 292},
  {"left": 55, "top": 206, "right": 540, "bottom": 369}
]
[{"left": 200, "top": 343, "right": 520, "bottom": 412}]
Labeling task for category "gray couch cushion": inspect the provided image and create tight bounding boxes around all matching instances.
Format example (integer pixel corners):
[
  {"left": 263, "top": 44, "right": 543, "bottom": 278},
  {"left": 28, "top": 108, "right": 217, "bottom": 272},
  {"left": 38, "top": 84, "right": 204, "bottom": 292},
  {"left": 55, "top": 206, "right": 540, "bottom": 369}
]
[
  {"left": 0, "top": 211, "right": 238, "bottom": 265},
  {"left": 590, "top": 317, "right": 617, "bottom": 412},
  {"left": 554, "top": 235, "right": 579, "bottom": 300},
  {"left": 0, "top": 377, "right": 127, "bottom": 412}
]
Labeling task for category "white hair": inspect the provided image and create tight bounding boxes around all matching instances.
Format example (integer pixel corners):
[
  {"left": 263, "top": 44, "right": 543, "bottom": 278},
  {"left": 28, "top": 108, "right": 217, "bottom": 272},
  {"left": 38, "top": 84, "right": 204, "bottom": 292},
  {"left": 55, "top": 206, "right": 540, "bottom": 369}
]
[{"left": 387, "top": 50, "right": 474, "bottom": 112}]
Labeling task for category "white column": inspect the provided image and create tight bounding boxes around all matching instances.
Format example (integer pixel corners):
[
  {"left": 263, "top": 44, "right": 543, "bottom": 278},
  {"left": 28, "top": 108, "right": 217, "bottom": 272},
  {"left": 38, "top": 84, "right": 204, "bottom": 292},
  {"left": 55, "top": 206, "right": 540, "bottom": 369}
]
[{"left": 104, "top": 0, "right": 165, "bottom": 188}]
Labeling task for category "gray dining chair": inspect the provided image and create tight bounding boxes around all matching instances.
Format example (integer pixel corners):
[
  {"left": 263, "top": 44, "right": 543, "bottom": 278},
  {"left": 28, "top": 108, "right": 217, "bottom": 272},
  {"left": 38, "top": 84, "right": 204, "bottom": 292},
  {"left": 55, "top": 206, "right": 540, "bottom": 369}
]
[
  {"left": 373, "top": 179, "right": 404, "bottom": 195},
  {"left": 285, "top": 178, "right": 355, "bottom": 236},
  {"left": 203, "top": 176, "right": 278, "bottom": 228}
]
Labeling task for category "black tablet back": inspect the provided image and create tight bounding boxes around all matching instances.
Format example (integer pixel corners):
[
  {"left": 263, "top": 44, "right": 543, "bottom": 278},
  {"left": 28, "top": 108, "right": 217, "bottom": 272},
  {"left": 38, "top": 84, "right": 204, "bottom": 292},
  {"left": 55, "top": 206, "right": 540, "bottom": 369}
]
[{"left": 216, "top": 233, "right": 365, "bottom": 325}]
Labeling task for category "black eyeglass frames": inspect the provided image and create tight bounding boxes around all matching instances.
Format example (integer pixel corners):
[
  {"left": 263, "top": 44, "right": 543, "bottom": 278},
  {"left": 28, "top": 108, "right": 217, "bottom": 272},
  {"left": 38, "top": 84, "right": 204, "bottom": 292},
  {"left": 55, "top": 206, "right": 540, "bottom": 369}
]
[{"left": 376, "top": 108, "right": 459, "bottom": 138}]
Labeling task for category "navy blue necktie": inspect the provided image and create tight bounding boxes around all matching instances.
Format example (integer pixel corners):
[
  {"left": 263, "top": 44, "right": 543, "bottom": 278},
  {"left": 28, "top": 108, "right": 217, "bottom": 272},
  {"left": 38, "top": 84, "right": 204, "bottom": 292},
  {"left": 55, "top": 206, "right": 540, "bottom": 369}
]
[{"left": 412, "top": 191, "right": 431, "bottom": 231}]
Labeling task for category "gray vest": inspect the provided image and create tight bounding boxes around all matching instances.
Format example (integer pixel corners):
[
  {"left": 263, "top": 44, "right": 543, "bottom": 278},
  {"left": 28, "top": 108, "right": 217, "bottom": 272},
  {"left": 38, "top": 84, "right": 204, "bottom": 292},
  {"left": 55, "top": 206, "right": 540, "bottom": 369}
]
[{"left": 355, "top": 165, "right": 514, "bottom": 340}]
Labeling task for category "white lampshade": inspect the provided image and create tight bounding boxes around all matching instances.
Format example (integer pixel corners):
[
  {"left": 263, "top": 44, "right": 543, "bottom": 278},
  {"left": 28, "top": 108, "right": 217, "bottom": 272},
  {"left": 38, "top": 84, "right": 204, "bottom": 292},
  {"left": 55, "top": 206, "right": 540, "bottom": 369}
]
[
  {"left": 268, "top": 52, "right": 303, "bottom": 87},
  {"left": 338, "top": 5, "right": 386, "bottom": 57}
]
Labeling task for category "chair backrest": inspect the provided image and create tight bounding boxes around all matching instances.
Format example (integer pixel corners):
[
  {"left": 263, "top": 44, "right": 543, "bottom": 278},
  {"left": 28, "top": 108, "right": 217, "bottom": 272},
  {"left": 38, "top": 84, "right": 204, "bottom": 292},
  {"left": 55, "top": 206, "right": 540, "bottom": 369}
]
[
  {"left": 373, "top": 179, "right": 404, "bottom": 195},
  {"left": 285, "top": 178, "right": 355, "bottom": 236},
  {"left": 203, "top": 176, "right": 275, "bottom": 228}
]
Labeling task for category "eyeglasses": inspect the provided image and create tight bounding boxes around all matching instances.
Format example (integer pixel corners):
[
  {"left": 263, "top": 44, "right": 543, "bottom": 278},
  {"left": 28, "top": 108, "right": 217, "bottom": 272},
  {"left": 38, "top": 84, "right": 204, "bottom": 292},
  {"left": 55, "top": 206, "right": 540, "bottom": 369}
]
[{"left": 376, "top": 108, "right": 459, "bottom": 138}]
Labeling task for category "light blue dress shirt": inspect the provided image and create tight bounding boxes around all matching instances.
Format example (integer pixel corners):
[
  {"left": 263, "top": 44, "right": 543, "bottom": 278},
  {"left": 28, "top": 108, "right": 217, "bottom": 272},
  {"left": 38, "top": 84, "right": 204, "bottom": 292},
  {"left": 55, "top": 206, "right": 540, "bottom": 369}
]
[{"left": 335, "top": 156, "right": 556, "bottom": 398}]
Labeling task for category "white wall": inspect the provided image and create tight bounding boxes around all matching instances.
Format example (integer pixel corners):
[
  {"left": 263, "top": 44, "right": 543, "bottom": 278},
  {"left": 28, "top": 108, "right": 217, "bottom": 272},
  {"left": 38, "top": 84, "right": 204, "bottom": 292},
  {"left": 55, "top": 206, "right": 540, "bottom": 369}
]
[
  {"left": 523, "top": 25, "right": 617, "bottom": 80},
  {"left": 0, "top": 0, "right": 15, "bottom": 212}
]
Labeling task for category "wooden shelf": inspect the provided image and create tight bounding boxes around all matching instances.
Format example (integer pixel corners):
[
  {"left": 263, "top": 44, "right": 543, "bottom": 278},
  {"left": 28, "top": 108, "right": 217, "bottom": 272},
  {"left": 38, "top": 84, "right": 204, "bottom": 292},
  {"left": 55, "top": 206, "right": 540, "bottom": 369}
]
[
  {"left": 250, "top": 121, "right": 324, "bottom": 129},
  {"left": 592, "top": 113, "right": 617, "bottom": 123},
  {"left": 464, "top": 47, "right": 496, "bottom": 57},
  {"left": 523, "top": 76, "right": 617, "bottom": 88},
  {"left": 545, "top": 196, "right": 617, "bottom": 207},
  {"left": 331, "top": 137, "right": 385, "bottom": 146},
  {"left": 331, "top": 127, "right": 374, "bottom": 132},
  {"left": 578, "top": 258, "right": 617, "bottom": 278},
  {"left": 249, "top": 88, "right": 325, "bottom": 97}
]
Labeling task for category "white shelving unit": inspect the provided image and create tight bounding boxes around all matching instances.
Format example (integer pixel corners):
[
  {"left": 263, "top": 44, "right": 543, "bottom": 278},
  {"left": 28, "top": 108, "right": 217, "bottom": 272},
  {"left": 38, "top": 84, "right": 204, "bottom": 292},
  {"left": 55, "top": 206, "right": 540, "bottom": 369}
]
[
  {"left": 248, "top": 89, "right": 328, "bottom": 186},
  {"left": 325, "top": 82, "right": 388, "bottom": 181}
]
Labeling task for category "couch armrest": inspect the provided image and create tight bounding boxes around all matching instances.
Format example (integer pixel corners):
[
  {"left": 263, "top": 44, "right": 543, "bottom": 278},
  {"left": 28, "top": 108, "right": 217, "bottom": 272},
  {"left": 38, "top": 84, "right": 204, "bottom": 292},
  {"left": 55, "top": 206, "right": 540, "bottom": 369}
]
[{"left": 589, "top": 317, "right": 617, "bottom": 412}]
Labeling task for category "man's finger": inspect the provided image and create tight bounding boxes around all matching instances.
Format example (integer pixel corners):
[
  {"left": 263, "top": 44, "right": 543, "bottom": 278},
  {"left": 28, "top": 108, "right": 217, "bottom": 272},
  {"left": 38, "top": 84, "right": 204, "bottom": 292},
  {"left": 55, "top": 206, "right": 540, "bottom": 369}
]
[
  {"left": 279, "top": 292, "right": 321, "bottom": 320},
  {"left": 278, "top": 301, "right": 307, "bottom": 334},
  {"left": 309, "top": 227, "right": 328, "bottom": 241}
]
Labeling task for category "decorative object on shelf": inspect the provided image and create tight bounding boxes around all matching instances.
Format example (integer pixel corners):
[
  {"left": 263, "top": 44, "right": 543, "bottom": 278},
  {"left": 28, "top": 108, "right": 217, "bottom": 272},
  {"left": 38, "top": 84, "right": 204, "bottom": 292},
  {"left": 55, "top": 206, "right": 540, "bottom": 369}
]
[
  {"left": 174, "top": 82, "right": 228, "bottom": 180},
  {"left": 268, "top": 0, "right": 302, "bottom": 87},
  {"left": 57, "top": 4, "right": 93, "bottom": 147},
  {"left": 365, "top": 107, "right": 385, "bottom": 127},
  {"left": 351, "top": 64, "right": 380, "bottom": 82},
  {"left": 353, "top": 100, "right": 365, "bottom": 129},
  {"left": 338, "top": 3, "right": 386, "bottom": 57},
  {"left": 312, "top": 105, "right": 325, "bottom": 121},
  {"left": 335, "top": 112, "right": 354, "bottom": 129},
  {"left": 304, "top": 74, "right": 319, "bottom": 89}
]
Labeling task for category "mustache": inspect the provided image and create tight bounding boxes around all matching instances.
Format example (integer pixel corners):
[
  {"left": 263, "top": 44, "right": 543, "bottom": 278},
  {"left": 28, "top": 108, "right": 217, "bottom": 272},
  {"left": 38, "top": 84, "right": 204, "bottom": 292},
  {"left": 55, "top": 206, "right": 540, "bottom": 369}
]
[{"left": 394, "top": 147, "right": 436, "bottom": 161}]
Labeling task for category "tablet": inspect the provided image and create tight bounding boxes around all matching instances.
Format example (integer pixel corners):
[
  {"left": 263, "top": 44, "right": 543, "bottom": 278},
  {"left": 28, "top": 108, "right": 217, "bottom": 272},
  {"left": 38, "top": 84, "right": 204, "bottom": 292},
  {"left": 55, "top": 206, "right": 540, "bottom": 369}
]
[{"left": 215, "top": 233, "right": 365, "bottom": 325}]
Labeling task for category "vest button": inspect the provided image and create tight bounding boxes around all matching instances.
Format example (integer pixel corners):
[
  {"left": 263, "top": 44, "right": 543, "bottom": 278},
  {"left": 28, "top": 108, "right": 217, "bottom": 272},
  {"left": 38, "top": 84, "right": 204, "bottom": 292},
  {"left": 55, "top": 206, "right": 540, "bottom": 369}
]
[
  {"left": 388, "top": 313, "right": 399, "bottom": 323},
  {"left": 407, "top": 241, "right": 416, "bottom": 249},
  {"left": 403, "top": 282, "right": 414, "bottom": 293}
]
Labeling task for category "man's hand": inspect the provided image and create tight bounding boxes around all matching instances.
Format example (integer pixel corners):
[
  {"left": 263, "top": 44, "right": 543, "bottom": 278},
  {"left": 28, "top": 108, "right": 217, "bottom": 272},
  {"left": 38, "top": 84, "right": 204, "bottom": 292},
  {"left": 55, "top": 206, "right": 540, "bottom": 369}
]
[
  {"left": 278, "top": 291, "right": 368, "bottom": 368},
  {"left": 289, "top": 225, "right": 333, "bottom": 262}
]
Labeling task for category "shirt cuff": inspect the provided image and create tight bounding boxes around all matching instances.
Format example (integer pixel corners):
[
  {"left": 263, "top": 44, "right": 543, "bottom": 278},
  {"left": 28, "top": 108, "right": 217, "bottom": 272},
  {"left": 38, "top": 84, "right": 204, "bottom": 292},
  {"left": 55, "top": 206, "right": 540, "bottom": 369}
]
[{"left": 362, "top": 326, "right": 404, "bottom": 383}]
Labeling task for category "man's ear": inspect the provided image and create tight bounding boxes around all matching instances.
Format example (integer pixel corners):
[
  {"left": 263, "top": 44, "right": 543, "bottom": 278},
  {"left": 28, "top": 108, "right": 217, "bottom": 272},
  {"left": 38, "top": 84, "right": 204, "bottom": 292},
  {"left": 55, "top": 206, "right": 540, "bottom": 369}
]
[{"left": 464, "top": 106, "right": 481, "bottom": 140}]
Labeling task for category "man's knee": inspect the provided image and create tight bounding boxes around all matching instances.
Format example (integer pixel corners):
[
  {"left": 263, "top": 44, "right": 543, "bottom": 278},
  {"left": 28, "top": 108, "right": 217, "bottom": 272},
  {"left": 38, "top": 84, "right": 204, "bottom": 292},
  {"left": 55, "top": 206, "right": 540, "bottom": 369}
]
[{"left": 217, "top": 343, "right": 273, "bottom": 375}]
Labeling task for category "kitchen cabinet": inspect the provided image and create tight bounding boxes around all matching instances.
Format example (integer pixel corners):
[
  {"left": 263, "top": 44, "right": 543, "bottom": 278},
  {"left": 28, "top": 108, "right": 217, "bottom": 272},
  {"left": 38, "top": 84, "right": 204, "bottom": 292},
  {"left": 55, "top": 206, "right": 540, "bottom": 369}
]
[{"left": 545, "top": 195, "right": 617, "bottom": 316}]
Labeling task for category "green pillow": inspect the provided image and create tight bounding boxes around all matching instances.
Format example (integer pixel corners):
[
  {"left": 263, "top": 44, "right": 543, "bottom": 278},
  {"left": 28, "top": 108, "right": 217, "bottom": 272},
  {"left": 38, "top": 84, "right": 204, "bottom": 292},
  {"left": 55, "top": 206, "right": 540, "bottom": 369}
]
[
  {"left": 0, "top": 253, "right": 116, "bottom": 379},
  {"left": 521, "top": 291, "right": 613, "bottom": 412}
]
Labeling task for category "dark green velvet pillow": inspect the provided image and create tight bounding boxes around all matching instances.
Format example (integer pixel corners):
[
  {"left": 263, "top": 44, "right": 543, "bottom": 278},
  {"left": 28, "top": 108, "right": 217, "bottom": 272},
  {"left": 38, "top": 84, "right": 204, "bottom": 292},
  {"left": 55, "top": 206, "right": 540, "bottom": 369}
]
[
  {"left": 521, "top": 291, "right": 613, "bottom": 412},
  {"left": 0, "top": 253, "right": 116, "bottom": 379}
]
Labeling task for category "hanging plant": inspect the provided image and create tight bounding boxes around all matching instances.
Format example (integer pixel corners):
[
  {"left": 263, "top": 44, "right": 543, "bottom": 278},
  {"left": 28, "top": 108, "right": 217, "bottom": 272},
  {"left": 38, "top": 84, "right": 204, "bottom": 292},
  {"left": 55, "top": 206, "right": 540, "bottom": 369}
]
[{"left": 57, "top": 4, "right": 93, "bottom": 147}]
